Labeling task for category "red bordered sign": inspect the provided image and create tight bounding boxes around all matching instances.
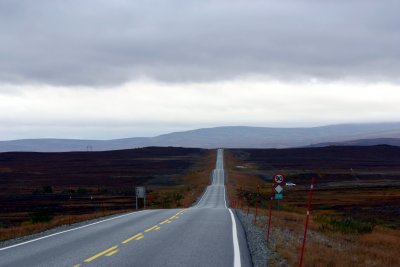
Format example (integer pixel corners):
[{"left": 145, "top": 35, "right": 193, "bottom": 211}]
[{"left": 273, "top": 174, "right": 285, "bottom": 184}]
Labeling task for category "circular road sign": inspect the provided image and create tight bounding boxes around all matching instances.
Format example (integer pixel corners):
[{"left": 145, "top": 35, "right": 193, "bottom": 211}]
[{"left": 273, "top": 174, "right": 285, "bottom": 184}]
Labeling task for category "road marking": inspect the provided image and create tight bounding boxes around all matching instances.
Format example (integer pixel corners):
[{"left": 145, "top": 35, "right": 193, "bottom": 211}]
[
  {"left": 105, "top": 249, "right": 119, "bottom": 257},
  {"left": 0, "top": 210, "right": 152, "bottom": 251},
  {"left": 84, "top": 245, "right": 118, "bottom": 262},
  {"left": 224, "top": 187, "right": 227, "bottom": 208},
  {"left": 195, "top": 186, "right": 210, "bottom": 207},
  {"left": 229, "top": 209, "right": 241, "bottom": 267},
  {"left": 144, "top": 225, "right": 160, "bottom": 232},
  {"left": 160, "top": 219, "right": 171, "bottom": 225},
  {"left": 82, "top": 210, "right": 185, "bottom": 263},
  {"left": 122, "top": 233, "right": 143, "bottom": 244},
  {"left": 73, "top": 264, "right": 81, "bottom": 267}
]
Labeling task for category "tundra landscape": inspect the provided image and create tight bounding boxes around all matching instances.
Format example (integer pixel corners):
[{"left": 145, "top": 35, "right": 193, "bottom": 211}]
[
  {"left": 1, "top": 1, "right": 400, "bottom": 266},
  {"left": 1, "top": 144, "right": 399, "bottom": 266}
]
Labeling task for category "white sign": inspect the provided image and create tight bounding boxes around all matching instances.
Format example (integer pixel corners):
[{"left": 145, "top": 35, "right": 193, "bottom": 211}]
[
  {"left": 135, "top": 186, "right": 146, "bottom": 198},
  {"left": 273, "top": 174, "right": 285, "bottom": 184},
  {"left": 275, "top": 185, "right": 283, "bottom": 194}
]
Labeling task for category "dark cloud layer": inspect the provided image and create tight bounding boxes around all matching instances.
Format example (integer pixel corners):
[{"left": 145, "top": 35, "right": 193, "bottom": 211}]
[{"left": 0, "top": 0, "right": 399, "bottom": 86}]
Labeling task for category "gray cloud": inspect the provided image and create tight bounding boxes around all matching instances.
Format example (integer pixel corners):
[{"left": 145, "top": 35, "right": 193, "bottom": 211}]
[{"left": 0, "top": 0, "right": 399, "bottom": 86}]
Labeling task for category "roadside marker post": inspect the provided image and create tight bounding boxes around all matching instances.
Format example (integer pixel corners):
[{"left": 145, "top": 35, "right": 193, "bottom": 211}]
[
  {"left": 253, "top": 186, "right": 260, "bottom": 224},
  {"left": 68, "top": 185, "right": 72, "bottom": 225},
  {"left": 246, "top": 195, "right": 250, "bottom": 216},
  {"left": 299, "top": 177, "right": 316, "bottom": 267},
  {"left": 266, "top": 183, "right": 274, "bottom": 243}
]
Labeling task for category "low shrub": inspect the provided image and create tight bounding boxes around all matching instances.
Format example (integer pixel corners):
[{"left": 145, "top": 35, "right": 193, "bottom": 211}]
[
  {"left": 30, "top": 209, "right": 54, "bottom": 224},
  {"left": 316, "top": 215, "right": 374, "bottom": 234}
]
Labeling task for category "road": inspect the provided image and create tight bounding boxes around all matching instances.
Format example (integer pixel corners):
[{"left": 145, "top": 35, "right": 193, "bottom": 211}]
[{"left": 0, "top": 149, "right": 251, "bottom": 267}]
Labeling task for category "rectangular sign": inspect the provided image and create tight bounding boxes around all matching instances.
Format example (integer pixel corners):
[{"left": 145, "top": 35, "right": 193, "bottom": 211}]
[
  {"left": 275, "top": 193, "right": 283, "bottom": 200},
  {"left": 135, "top": 186, "right": 146, "bottom": 198}
]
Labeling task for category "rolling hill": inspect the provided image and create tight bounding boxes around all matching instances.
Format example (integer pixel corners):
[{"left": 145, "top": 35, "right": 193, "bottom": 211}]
[{"left": 1, "top": 122, "right": 400, "bottom": 152}]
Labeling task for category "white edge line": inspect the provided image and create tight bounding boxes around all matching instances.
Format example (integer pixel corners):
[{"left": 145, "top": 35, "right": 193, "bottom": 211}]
[
  {"left": 195, "top": 185, "right": 210, "bottom": 208},
  {"left": 0, "top": 209, "right": 152, "bottom": 251},
  {"left": 229, "top": 209, "right": 241, "bottom": 267},
  {"left": 224, "top": 184, "right": 227, "bottom": 208}
]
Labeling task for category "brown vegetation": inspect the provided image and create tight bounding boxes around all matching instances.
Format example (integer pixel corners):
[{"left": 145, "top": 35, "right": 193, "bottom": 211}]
[
  {"left": 225, "top": 147, "right": 400, "bottom": 267},
  {"left": 0, "top": 147, "right": 215, "bottom": 241}
]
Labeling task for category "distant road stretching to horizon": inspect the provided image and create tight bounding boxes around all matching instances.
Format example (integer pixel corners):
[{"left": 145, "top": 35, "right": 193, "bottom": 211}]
[{"left": 0, "top": 149, "right": 252, "bottom": 267}]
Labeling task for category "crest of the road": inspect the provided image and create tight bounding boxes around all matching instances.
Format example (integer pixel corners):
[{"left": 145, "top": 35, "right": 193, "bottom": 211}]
[{"left": 0, "top": 149, "right": 252, "bottom": 267}]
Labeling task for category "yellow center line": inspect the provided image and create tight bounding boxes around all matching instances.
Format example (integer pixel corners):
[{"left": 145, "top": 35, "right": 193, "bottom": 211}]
[
  {"left": 81, "top": 211, "right": 188, "bottom": 264},
  {"left": 122, "top": 233, "right": 144, "bottom": 244},
  {"left": 84, "top": 245, "right": 118, "bottom": 262},
  {"left": 105, "top": 249, "right": 119, "bottom": 257},
  {"left": 144, "top": 225, "right": 159, "bottom": 233},
  {"left": 73, "top": 264, "right": 81, "bottom": 267}
]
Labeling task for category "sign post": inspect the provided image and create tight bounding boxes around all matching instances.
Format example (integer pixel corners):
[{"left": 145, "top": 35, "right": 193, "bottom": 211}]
[
  {"left": 267, "top": 174, "right": 286, "bottom": 243},
  {"left": 299, "top": 177, "right": 316, "bottom": 267},
  {"left": 135, "top": 186, "right": 146, "bottom": 209}
]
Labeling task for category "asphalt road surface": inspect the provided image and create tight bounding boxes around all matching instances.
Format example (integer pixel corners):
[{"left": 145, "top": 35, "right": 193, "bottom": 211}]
[{"left": 0, "top": 149, "right": 252, "bottom": 267}]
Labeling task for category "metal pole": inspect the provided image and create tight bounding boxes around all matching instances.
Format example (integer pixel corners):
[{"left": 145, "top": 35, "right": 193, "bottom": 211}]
[
  {"left": 299, "top": 177, "right": 316, "bottom": 267},
  {"left": 266, "top": 183, "right": 274, "bottom": 243}
]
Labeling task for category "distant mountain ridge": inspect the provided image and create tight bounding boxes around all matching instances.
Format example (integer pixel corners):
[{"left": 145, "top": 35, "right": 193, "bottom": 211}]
[
  {"left": 1, "top": 123, "right": 400, "bottom": 152},
  {"left": 309, "top": 138, "right": 400, "bottom": 147}
]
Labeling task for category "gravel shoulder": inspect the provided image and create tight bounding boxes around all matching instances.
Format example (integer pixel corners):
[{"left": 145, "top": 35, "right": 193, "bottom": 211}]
[{"left": 235, "top": 209, "right": 286, "bottom": 267}]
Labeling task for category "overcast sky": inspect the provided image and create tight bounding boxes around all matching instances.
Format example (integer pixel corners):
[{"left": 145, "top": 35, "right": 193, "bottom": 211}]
[{"left": 0, "top": 0, "right": 399, "bottom": 140}]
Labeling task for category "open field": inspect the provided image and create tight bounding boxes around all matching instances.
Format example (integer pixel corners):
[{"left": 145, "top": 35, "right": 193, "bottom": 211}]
[
  {"left": 225, "top": 146, "right": 400, "bottom": 266},
  {"left": 0, "top": 147, "right": 215, "bottom": 241}
]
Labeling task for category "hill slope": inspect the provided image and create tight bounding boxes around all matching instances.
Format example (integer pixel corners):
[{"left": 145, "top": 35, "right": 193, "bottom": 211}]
[{"left": 1, "top": 123, "right": 400, "bottom": 152}]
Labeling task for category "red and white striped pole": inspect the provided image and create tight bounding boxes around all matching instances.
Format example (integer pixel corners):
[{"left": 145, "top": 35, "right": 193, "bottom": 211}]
[
  {"left": 266, "top": 183, "right": 275, "bottom": 243},
  {"left": 246, "top": 196, "right": 250, "bottom": 216},
  {"left": 299, "top": 177, "right": 316, "bottom": 267},
  {"left": 253, "top": 186, "right": 260, "bottom": 224},
  {"left": 68, "top": 185, "right": 72, "bottom": 225}
]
